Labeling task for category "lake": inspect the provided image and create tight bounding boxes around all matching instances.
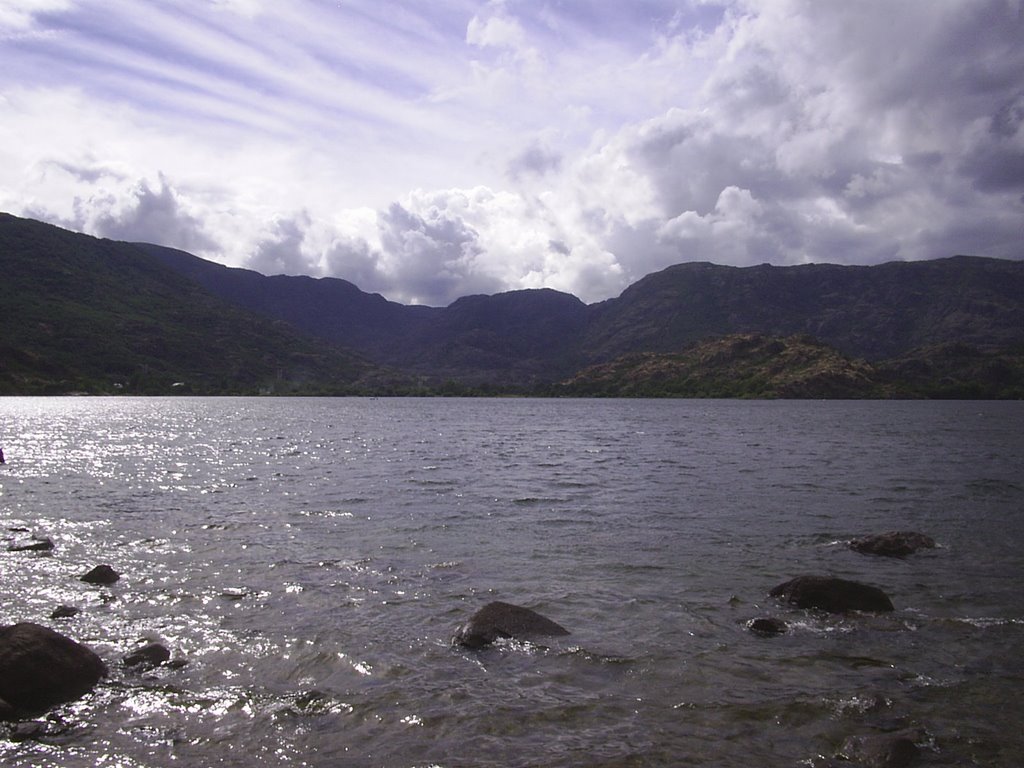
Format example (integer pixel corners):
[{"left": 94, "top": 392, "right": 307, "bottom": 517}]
[{"left": 1, "top": 397, "right": 1022, "bottom": 766}]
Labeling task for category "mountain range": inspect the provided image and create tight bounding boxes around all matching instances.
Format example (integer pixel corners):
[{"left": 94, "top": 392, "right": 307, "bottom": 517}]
[{"left": 2, "top": 212, "right": 1022, "bottom": 397}]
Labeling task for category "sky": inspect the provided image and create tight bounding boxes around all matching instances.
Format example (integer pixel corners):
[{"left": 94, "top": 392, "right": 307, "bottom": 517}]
[{"left": 1, "top": 0, "right": 1022, "bottom": 306}]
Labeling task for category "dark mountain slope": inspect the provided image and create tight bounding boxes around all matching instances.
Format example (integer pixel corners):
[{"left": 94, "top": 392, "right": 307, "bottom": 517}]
[
  {"left": 141, "top": 243, "right": 588, "bottom": 385},
  {"left": 138, "top": 243, "right": 426, "bottom": 361},
  {"left": 409, "top": 289, "right": 587, "bottom": 384},
  {"left": 146, "top": 236, "right": 1023, "bottom": 383},
  {"left": 583, "top": 257, "right": 1024, "bottom": 363},
  {"left": 0, "top": 214, "right": 377, "bottom": 394}
]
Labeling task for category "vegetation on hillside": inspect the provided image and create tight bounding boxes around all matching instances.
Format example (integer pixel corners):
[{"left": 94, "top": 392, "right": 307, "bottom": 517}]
[{"left": 558, "top": 334, "right": 1024, "bottom": 399}]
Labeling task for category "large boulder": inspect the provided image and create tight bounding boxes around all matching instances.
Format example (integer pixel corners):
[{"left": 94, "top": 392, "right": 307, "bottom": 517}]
[
  {"left": 453, "top": 601, "right": 570, "bottom": 649},
  {"left": 770, "top": 576, "right": 894, "bottom": 613},
  {"left": 850, "top": 531, "right": 936, "bottom": 557},
  {"left": 0, "top": 623, "right": 107, "bottom": 717}
]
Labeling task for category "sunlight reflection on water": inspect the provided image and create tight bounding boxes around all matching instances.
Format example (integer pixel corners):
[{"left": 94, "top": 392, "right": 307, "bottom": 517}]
[{"left": 0, "top": 397, "right": 1022, "bottom": 766}]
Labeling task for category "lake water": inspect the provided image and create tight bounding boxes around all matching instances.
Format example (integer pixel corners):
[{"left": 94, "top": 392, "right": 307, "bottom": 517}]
[{"left": 0, "top": 397, "right": 1022, "bottom": 767}]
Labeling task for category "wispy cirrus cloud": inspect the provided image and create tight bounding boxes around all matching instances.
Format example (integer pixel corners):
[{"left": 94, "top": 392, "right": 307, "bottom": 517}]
[{"left": 1, "top": 0, "right": 1021, "bottom": 305}]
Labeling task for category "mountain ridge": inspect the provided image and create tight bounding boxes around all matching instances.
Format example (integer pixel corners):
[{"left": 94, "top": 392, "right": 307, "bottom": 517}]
[{"left": 3, "top": 212, "right": 1023, "bottom": 396}]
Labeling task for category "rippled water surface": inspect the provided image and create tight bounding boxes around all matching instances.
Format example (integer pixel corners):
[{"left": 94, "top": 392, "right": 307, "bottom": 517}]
[{"left": 1, "top": 397, "right": 1022, "bottom": 766}]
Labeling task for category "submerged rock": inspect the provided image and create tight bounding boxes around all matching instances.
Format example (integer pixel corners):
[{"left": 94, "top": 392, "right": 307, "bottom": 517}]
[
  {"left": 850, "top": 531, "right": 936, "bottom": 557},
  {"left": 747, "top": 617, "right": 787, "bottom": 636},
  {"left": 0, "top": 622, "right": 107, "bottom": 718},
  {"left": 9, "top": 720, "right": 54, "bottom": 742},
  {"left": 6, "top": 537, "right": 54, "bottom": 553},
  {"left": 50, "top": 605, "right": 80, "bottom": 620},
  {"left": 770, "top": 576, "right": 894, "bottom": 613},
  {"left": 454, "top": 601, "right": 570, "bottom": 649},
  {"left": 841, "top": 731, "right": 922, "bottom": 768},
  {"left": 123, "top": 642, "right": 171, "bottom": 668},
  {"left": 80, "top": 564, "right": 120, "bottom": 585}
]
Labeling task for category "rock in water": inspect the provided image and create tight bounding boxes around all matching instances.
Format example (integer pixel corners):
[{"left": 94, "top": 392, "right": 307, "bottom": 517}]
[
  {"left": 454, "top": 601, "right": 570, "bottom": 649},
  {"left": 80, "top": 564, "right": 120, "bottom": 585},
  {"left": 770, "top": 576, "right": 894, "bottom": 613},
  {"left": 841, "top": 731, "right": 921, "bottom": 768},
  {"left": 850, "top": 531, "right": 936, "bottom": 557},
  {"left": 50, "top": 605, "right": 80, "bottom": 620},
  {"left": 0, "top": 623, "right": 107, "bottom": 717},
  {"left": 123, "top": 642, "right": 171, "bottom": 668},
  {"left": 747, "top": 617, "right": 787, "bottom": 636},
  {"left": 6, "top": 537, "right": 54, "bottom": 552}
]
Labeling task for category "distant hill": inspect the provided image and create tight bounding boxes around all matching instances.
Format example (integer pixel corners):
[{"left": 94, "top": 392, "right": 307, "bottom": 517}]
[
  {"left": 581, "top": 258, "right": 1024, "bottom": 363},
  {"left": 560, "top": 334, "right": 887, "bottom": 398},
  {"left": 2, "top": 212, "right": 1023, "bottom": 397},
  {"left": 560, "top": 333, "right": 1024, "bottom": 399},
  {"left": 141, "top": 239, "right": 1024, "bottom": 388},
  {"left": 0, "top": 213, "right": 383, "bottom": 394},
  {"left": 139, "top": 242, "right": 589, "bottom": 386}
]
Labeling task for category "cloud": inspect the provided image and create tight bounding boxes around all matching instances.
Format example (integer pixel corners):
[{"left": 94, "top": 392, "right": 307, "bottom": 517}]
[
  {"left": 378, "top": 197, "right": 498, "bottom": 306},
  {"left": 246, "top": 214, "right": 316, "bottom": 276},
  {"left": 0, "top": 0, "right": 1020, "bottom": 307},
  {"left": 467, "top": 2, "right": 528, "bottom": 52},
  {"left": 0, "top": 0, "right": 71, "bottom": 35},
  {"left": 72, "top": 174, "right": 219, "bottom": 254},
  {"left": 507, "top": 142, "right": 563, "bottom": 180}
]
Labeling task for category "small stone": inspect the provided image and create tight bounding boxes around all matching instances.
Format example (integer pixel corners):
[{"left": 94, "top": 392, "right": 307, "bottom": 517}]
[
  {"left": 7, "top": 537, "right": 54, "bottom": 553},
  {"left": 747, "top": 617, "right": 787, "bottom": 636},
  {"left": 123, "top": 642, "right": 171, "bottom": 668},
  {"left": 50, "top": 605, "right": 80, "bottom": 620},
  {"left": 850, "top": 531, "right": 936, "bottom": 557}
]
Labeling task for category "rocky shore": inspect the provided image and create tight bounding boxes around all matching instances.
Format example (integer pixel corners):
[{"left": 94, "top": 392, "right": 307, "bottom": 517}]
[{"left": 1, "top": 526, "right": 945, "bottom": 766}]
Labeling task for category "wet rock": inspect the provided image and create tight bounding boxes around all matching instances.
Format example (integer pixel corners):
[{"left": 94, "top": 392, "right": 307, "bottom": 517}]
[
  {"left": 123, "top": 642, "right": 171, "bottom": 668},
  {"left": 747, "top": 617, "right": 787, "bottom": 636},
  {"left": 6, "top": 537, "right": 54, "bottom": 553},
  {"left": 9, "top": 720, "right": 49, "bottom": 742},
  {"left": 841, "top": 731, "right": 921, "bottom": 768},
  {"left": 80, "top": 564, "right": 120, "bottom": 585},
  {"left": 454, "top": 601, "right": 570, "bottom": 649},
  {"left": 850, "top": 531, "right": 936, "bottom": 557},
  {"left": 50, "top": 605, "right": 80, "bottom": 620},
  {"left": 770, "top": 575, "right": 894, "bottom": 613},
  {"left": 0, "top": 622, "right": 107, "bottom": 718}
]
